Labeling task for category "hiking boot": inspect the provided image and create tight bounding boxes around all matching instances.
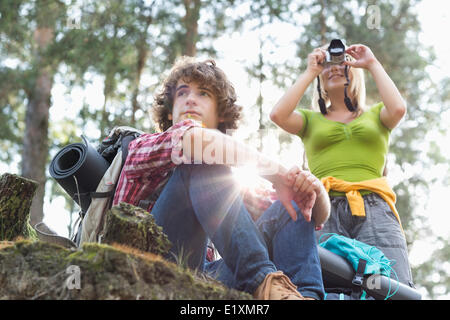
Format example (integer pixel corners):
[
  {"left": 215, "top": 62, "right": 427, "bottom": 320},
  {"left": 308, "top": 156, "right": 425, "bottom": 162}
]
[{"left": 253, "top": 271, "right": 305, "bottom": 300}]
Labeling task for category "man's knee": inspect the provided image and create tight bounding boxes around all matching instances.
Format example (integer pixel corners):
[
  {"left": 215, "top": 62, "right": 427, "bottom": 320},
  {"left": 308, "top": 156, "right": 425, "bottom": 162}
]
[
  {"left": 258, "top": 200, "right": 313, "bottom": 236},
  {"left": 275, "top": 200, "right": 311, "bottom": 225}
]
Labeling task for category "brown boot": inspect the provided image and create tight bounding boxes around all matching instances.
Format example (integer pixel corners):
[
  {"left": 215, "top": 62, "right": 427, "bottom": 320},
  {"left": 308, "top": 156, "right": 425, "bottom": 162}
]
[{"left": 253, "top": 271, "right": 305, "bottom": 300}]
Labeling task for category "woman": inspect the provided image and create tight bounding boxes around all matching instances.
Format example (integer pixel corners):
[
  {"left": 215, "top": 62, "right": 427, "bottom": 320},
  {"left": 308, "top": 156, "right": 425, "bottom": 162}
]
[{"left": 270, "top": 42, "right": 414, "bottom": 288}]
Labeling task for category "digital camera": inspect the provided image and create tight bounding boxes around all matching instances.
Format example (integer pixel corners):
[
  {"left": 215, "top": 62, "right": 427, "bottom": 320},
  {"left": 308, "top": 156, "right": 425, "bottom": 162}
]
[
  {"left": 323, "top": 39, "right": 346, "bottom": 67},
  {"left": 317, "top": 39, "right": 355, "bottom": 114}
]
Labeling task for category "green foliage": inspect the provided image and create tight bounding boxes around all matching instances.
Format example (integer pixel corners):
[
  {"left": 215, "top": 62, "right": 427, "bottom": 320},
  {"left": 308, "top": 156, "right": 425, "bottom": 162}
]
[
  {"left": 1, "top": 0, "right": 449, "bottom": 299},
  {"left": 413, "top": 236, "right": 450, "bottom": 299},
  {"left": 0, "top": 68, "right": 25, "bottom": 162}
]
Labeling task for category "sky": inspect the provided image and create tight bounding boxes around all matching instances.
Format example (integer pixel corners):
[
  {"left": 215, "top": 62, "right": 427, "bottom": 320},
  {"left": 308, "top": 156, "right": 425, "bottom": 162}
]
[{"left": 1, "top": 0, "right": 449, "bottom": 299}]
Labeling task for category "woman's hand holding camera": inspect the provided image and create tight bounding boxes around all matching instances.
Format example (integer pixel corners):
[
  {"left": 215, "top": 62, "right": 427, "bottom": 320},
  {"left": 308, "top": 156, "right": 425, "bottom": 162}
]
[
  {"left": 306, "top": 48, "right": 326, "bottom": 77},
  {"left": 344, "top": 44, "right": 379, "bottom": 70}
]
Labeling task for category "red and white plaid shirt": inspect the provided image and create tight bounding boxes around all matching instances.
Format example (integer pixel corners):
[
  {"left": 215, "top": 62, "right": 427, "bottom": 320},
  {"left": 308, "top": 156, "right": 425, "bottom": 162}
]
[
  {"left": 113, "top": 119, "right": 276, "bottom": 257},
  {"left": 113, "top": 119, "right": 201, "bottom": 210}
]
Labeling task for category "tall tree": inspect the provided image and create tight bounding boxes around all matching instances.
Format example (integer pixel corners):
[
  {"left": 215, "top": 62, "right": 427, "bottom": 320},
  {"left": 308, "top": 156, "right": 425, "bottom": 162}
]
[
  {"left": 22, "top": 0, "right": 64, "bottom": 226},
  {"left": 0, "top": 0, "right": 68, "bottom": 226},
  {"left": 182, "top": 0, "right": 201, "bottom": 56},
  {"left": 0, "top": 0, "right": 30, "bottom": 166}
]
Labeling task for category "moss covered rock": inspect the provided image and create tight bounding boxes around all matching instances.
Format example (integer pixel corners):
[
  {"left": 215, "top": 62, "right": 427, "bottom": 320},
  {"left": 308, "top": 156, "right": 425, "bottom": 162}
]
[
  {"left": 0, "top": 240, "right": 251, "bottom": 300},
  {"left": 101, "top": 202, "right": 171, "bottom": 256},
  {"left": 0, "top": 173, "right": 38, "bottom": 241}
]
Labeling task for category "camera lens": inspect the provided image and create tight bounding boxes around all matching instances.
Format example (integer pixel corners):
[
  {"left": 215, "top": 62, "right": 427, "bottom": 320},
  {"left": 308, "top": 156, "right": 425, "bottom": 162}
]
[{"left": 326, "top": 39, "right": 346, "bottom": 65}]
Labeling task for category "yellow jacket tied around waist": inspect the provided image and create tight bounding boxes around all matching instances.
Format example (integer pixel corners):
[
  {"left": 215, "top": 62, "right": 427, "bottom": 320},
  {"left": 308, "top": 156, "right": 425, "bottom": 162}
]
[{"left": 320, "top": 176, "right": 403, "bottom": 230}]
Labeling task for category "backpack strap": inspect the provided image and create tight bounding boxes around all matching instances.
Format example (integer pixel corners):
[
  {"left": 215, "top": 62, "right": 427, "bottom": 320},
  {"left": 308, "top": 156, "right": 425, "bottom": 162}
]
[
  {"left": 137, "top": 170, "right": 174, "bottom": 211},
  {"left": 75, "top": 134, "right": 137, "bottom": 209},
  {"left": 73, "top": 190, "right": 115, "bottom": 219},
  {"left": 137, "top": 193, "right": 161, "bottom": 211},
  {"left": 121, "top": 135, "right": 136, "bottom": 165},
  {"left": 90, "top": 190, "right": 115, "bottom": 198},
  {"left": 351, "top": 258, "right": 367, "bottom": 299}
]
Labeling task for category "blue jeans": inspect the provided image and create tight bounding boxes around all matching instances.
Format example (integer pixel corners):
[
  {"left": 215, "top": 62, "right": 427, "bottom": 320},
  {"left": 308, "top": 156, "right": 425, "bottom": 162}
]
[
  {"left": 151, "top": 164, "right": 276, "bottom": 294},
  {"left": 206, "top": 200, "right": 325, "bottom": 300},
  {"left": 151, "top": 164, "right": 324, "bottom": 298}
]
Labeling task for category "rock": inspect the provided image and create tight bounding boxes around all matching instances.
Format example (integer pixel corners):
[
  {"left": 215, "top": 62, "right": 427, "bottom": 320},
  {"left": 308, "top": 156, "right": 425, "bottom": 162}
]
[
  {"left": 0, "top": 175, "right": 251, "bottom": 300},
  {"left": 0, "top": 240, "right": 251, "bottom": 300},
  {"left": 0, "top": 173, "right": 38, "bottom": 241},
  {"left": 101, "top": 202, "right": 172, "bottom": 256}
]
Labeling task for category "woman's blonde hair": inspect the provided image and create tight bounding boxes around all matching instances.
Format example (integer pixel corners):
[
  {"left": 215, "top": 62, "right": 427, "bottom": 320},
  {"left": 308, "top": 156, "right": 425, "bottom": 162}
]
[{"left": 311, "top": 49, "right": 367, "bottom": 113}]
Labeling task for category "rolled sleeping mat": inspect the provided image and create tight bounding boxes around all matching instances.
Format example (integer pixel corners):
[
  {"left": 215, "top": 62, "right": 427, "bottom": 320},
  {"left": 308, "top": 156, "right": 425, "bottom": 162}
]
[
  {"left": 318, "top": 246, "right": 422, "bottom": 300},
  {"left": 49, "top": 136, "right": 110, "bottom": 214}
]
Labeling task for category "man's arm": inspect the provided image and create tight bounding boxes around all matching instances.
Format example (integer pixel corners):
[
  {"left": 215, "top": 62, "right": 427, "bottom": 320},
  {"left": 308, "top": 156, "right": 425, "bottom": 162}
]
[
  {"left": 182, "top": 127, "right": 301, "bottom": 220},
  {"left": 183, "top": 127, "right": 286, "bottom": 180}
]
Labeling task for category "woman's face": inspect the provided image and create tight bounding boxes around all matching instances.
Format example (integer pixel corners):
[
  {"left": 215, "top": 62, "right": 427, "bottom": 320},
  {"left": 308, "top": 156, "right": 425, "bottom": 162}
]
[{"left": 321, "top": 63, "right": 353, "bottom": 93}]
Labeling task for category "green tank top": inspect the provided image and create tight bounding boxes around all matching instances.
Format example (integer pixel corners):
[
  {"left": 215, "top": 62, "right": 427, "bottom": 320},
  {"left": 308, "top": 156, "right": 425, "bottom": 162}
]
[{"left": 297, "top": 102, "right": 390, "bottom": 188}]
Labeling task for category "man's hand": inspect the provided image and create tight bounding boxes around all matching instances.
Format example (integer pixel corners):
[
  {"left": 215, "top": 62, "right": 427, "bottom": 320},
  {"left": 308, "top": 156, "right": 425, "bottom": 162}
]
[
  {"left": 286, "top": 166, "right": 323, "bottom": 222},
  {"left": 272, "top": 175, "right": 300, "bottom": 221},
  {"left": 271, "top": 166, "right": 323, "bottom": 223},
  {"left": 292, "top": 187, "right": 316, "bottom": 222}
]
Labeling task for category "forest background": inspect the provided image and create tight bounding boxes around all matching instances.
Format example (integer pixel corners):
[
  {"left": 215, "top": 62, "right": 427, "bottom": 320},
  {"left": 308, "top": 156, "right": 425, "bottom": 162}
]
[{"left": 0, "top": 0, "right": 449, "bottom": 299}]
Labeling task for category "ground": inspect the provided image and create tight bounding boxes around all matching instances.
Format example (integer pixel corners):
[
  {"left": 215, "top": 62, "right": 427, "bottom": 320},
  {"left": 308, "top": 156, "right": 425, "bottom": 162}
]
[{"left": 0, "top": 240, "right": 251, "bottom": 300}]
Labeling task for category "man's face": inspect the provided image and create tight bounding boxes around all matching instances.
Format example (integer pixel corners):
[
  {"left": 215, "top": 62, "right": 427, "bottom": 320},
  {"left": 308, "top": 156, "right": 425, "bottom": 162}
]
[{"left": 170, "top": 79, "right": 220, "bottom": 129}]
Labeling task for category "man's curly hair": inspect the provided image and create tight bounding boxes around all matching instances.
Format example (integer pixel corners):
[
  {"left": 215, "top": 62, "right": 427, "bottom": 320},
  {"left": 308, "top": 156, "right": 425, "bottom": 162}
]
[{"left": 152, "top": 56, "right": 242, "bottom": 133}]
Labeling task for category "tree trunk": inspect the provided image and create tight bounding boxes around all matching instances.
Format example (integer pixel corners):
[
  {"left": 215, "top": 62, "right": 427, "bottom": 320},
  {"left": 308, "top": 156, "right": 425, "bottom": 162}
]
[
  {"left": 101, "top": 202, "right": 171, "bottom": 257},
  {"left": 257, "top": 41, "right": 265, "bottom": 152},
  {"left": 0, "top": 173, "right": 38, "bottom": 240},
  {"left": 183, "top": 0, "right": 201, "bottom": 56},
  {"left": 319, "top": 0, "right": 327, "bottom": 45},
  {"left": 21, "top": 25, "right": 55, "bottom": 227},
  {"left": 131, "top": 40, "right": 150, "bottom": 127}
]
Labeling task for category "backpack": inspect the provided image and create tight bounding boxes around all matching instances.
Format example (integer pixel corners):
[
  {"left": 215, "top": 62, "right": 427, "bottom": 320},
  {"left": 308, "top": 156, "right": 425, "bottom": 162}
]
[
  {"left": 76, "top": 126, "right": 143, "bottom": 246},
  {"left": 318, "top": 233, "right": 400, "bottom": 300},
  {"left": 46, "top": 126, "right": 143, "bottom": 247}
]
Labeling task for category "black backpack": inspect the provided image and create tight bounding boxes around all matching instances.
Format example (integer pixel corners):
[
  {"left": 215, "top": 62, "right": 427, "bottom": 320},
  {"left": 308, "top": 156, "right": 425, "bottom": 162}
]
[{"left": 46, "top": 127, "right": 142, "bottom": 247}]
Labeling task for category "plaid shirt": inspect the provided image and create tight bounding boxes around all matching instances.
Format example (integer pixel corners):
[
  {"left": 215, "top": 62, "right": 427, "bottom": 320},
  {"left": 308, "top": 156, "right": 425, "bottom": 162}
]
[
  {"left": 113, "top": 119, "right": 201, "bottom": 210},
  {"left": 113, "top": 119, "right": 276, "bottom": 259}
]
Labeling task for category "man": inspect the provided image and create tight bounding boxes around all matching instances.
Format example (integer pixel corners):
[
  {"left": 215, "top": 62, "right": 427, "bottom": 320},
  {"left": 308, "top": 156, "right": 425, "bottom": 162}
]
[{"left": 113, "top": 56, "right": 330, "bottom": 300}]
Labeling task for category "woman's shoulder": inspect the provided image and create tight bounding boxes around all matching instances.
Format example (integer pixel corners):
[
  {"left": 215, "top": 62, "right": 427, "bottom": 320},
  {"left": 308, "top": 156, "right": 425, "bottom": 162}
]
[
  {"left": 296, "top": 108, "right": 321, "bottom": 137},
  {"left": 362, "top": 102, "right": 391, "bottom": 132},
  {"left": 366, "top": 102, "right": 385, "bottom": 114},
  {"left": 298, "top": 107, "right": 321, "bottom": 118}
]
